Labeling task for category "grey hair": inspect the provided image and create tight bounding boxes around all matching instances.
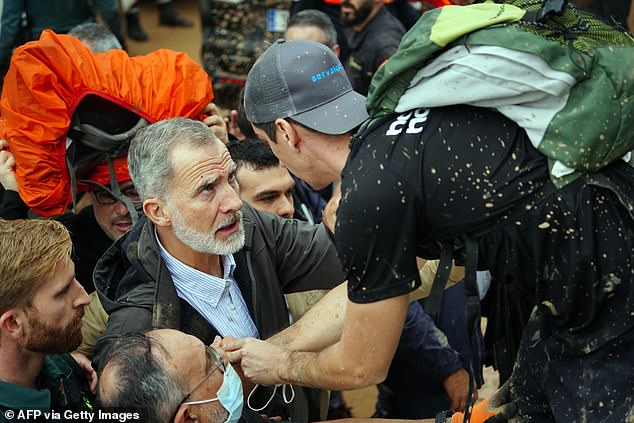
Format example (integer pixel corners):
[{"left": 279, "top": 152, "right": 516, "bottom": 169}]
[
  {"left": 128, "top": 117, "right": 221, "bottom": 201},
  {"left": 96, "top": 332, "right": 186, "bottom": 423},
  {"left": 68, "top": 23, "right": 122, "bottom": 52},
  {"left": 287, "top": 10, "right": 338, "bottom": 48}
]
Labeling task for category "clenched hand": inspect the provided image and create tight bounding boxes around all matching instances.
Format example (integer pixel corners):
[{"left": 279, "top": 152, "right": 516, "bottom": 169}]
[{"left": 222, "top": 337, "right": 291, "bottom": 385}]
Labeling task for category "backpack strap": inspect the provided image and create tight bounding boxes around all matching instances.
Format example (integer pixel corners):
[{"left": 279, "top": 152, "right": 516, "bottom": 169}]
[
  {"left": 66, "top": 142, "right": 81, "bottom": 211},
  {"left": 65, "top": 115, "right": 147, "bottom": 223},
  {"left": 65, "top": 147, "right": 139, "bottom": 227},
  {"left": 523, "top": 0, "right": 567, "bottom": 22},
  {"left": 106, "top": 155, "right": 139, "bottom": 225},
  {"left": 461, "top": 237, "right": 480, "bottom": 423},
  {"left": 79, "top": 175, "right": 141, "bottom": 226},
  {"left": 423, "top": 241, "right": 453, "bottom": 322},
  {"left": 423, "top": 238, "right": 479, "bottom": 423}
]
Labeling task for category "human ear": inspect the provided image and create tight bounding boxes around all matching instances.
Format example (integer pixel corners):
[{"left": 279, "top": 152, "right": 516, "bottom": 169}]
[
  {"left": 0, "top": 310, "right": 25, "bottom": 341},
  {"left": 173, "top": 405, "right": 198, "bottom": 423},
  {"left": 332, "top": 44, "right": 341, "bottom": 58},
  {"left": 276, "top": 119, "right": 301, "bottom": 152},
  {"left": 143, "top": 198, "right": 171, "bottom": 228}
]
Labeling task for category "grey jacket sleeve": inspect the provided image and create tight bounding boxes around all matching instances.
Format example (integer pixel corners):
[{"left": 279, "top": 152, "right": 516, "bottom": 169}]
[{"left": 245, "top": 204, "right": 346, "bottom": 293}]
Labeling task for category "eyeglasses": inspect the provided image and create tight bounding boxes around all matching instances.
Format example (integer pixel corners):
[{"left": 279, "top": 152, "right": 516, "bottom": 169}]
[
  {"left": 92, "top": 186, "right": 140, "bottom": 206},
  {"left": 179, "top": 345, "right": 226, "bottom": 406}
]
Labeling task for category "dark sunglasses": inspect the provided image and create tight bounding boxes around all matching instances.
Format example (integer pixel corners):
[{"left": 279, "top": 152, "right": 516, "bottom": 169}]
[{"left": 92, "top": 186, "right": 140, "bottom": 206}]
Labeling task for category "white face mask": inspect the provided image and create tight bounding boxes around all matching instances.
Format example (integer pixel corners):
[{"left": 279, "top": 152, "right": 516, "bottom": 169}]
[
  {"left": 246, "top": 383, "right": 295, "bottom": 412},
  {"left": 182, "top": 362, "right": 244, "bottom": 423}
]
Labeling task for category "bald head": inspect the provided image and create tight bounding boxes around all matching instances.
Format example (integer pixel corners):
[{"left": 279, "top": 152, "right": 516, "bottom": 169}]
[
  {"left": 97, "top": 331, "right": 186, "bottom": 422},
  {"left": 98, "top": 330, "right": 227, "bottom": 423}
]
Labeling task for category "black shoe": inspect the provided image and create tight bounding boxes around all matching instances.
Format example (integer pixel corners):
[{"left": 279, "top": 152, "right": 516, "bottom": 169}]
[
  {"left": 127, "top": 14, "right": 149, "bottom": 41},
  {"left": 158, "top": 2, "right": 193, "bottom": 27}
]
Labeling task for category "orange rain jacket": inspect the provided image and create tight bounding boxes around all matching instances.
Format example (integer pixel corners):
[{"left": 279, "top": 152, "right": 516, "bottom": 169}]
[{"left": 0, "top": 30, "right": 213, "bottom": 217}]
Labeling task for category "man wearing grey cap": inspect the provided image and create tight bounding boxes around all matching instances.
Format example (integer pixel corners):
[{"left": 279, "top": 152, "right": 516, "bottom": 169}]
[
  {"left": 223, "top": 36, "right": 473, "bottom": 404},
  {"left": 224, "top": 38, "right": 634, "bottom": 422},
  {"left": 235, "top": 39, "right": 367, "bottom": 194}
]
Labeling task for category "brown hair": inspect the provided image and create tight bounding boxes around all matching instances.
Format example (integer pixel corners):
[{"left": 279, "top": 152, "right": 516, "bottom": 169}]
[{"left": 0, "top": 219, "right": 72, "bottom": 314}]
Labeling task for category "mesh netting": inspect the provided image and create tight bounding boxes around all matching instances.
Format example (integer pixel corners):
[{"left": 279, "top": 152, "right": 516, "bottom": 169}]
[{"left": 504, "top": 0, "right": 634, "bottom": 51}]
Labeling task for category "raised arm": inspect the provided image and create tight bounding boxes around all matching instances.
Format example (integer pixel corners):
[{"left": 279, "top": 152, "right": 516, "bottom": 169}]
[
  {"left": 268, "top": 281, "right": 348, "bottom": 351},
  {"left": 227, "top": 293, "right": 409, "bottom": 390}
]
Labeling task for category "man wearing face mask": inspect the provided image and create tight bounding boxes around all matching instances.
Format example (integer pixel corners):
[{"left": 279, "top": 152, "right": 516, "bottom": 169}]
[
  {"left": 99, "top": 329, "right": 463, "bottom": 423},
  {"left": 97, "top": 329, "right": 252, "bottom": 423},
  {"left": 98, "top": 329, "right": 478, "bottom": 423}
]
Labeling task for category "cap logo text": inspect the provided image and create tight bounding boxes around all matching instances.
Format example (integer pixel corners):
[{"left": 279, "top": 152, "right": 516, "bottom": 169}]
[{"left": 311, "top": 64, "right": 343, "bottom": 82}]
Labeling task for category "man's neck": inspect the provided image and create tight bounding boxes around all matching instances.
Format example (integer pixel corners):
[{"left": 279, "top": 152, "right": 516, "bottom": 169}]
[
  {"left": 156, "top": 228, "right": 224, "bottom": 278},
  {"left": 0, "top": 344, "right": 45, "bottom": 389},
  {"left": 331, "top": 134, "right": 352, "bottom": 180},
  {"left": 318, "top": 134, "right": 351, "bottom": 183},
  {"left": 302, "top": 131, "right": 350, "bottom": 185},
  {"left": 352, "top": 4, "right": 382, "bottom": 32}
]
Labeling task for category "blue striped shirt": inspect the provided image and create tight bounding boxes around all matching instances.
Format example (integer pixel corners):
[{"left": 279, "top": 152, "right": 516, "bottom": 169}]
[{"left": 155, "top": 232, "right": 259, "bottom": 339}]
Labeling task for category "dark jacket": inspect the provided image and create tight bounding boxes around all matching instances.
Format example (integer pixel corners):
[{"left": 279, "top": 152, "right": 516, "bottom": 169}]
[
  {"left": 93, "top": 203, "right": 345, "bottom": 421},
  {"left": 292, "top": 176, "right": 326, "bottom": 224},
  {"left": 343, "top": 7, "right": 405, "bottom": 95},
  {"left": 0, "top": 354, "right": 94, "bottom": 423},
  {"left": 57, "top": 207, "right": 114, "bottom": 293},
  {"left": 0, "top": 0, "right": 123, "bottom": 77}
]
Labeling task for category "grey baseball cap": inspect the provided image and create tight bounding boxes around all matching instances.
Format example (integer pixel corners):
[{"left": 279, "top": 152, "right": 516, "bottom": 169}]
[{"left": 244, "top": 39, "right": 369, "bottom": 135}]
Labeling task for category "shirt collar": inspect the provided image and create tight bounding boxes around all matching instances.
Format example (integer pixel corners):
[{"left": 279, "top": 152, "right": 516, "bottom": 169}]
[{"left": 154, "top": 229, "right": 236, "bottom": 307}]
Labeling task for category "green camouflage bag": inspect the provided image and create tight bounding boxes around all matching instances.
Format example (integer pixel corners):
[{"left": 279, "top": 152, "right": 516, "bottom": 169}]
[{"left": 366, "top": 0, "right": 634, "bottom": 187}]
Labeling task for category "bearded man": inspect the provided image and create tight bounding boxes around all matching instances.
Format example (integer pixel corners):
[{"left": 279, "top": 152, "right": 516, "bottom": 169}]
[
  {"left": 92, "top": 118, "right": 345, "bottom": 422},
  {"left": 0, "top": 219, "right": 93, "bottom": 417},
  {"left": 340, "top": 0, "right": 404, "bottom": 95}
]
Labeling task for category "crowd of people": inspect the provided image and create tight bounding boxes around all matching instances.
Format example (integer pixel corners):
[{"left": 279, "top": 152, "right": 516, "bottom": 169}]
[{"left": 1, "top": 0, "right": 634, "bottom": 422}]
